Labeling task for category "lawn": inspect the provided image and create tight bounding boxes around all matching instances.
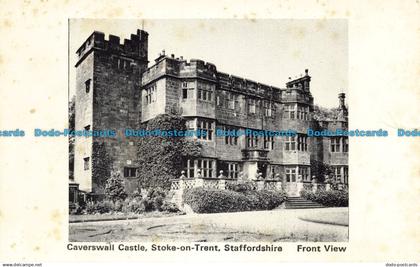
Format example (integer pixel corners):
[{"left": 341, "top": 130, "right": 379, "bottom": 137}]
[
  {"left": 298, "top": 210, "right": 349, "bottom": 226},
  {"left": 69, "top": 208, "right": 349, "bottom": 242},
  {"left": 69, "top": 211, "right": 184, "bottom": 223}
]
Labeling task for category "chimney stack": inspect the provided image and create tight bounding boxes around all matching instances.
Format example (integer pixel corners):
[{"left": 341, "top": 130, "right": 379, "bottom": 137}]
[{"left": 338, "top": 93, "right": 346, "bottom": 108}]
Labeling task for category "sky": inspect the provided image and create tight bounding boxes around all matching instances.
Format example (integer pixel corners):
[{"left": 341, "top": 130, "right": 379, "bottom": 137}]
[{"left": 69, "top": 19, "right": 348, "bottom": 108}]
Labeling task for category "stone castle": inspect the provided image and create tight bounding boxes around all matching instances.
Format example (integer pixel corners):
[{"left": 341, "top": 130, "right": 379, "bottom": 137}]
[{"left": 72, "top": 29, "right": 348, "bottom": 197}]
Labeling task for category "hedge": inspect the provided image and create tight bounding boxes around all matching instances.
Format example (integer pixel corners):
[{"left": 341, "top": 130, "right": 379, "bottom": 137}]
[
  {"left": 183, "top": 188, "right": 287, "bottom": 213},
  {"left": 300, "top": 189, "right": 348, "bottom": 207}
]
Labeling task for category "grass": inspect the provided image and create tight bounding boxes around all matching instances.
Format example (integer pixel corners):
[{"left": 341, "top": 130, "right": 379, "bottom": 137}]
[
  {"left": 298, "top": 210, "right": 349, "bottom": 226},
  {"left": 69, "top": 211, "right": 185, "bottom": 223},
  {"left": 69, "top": 221, "right": 343, "bottom": 242}
]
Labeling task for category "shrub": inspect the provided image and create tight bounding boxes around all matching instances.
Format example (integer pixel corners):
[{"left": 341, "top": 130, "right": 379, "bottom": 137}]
[
  {"left": 122, "top": 198, "right": 146, "bottom": 214},
  {"left": 105, "top": 170, "right": 127, "bottom": 201},
  {"left": 78, "top": 187, "right": 180, "bottom": 215},
  {"left": 145, "top": 187, "right": 167, "bottom": 211},
  {"left": 85, "top": 199, "right": 115, "bottom": 214},
  {"left": 229, "top": 181, "right": 256, "bottom": 192},
  {"left": 245, "top": 189, "right": 287, "bottom": 210},
  {"left": 69, "top": 203, "right": 85, "bottom": 215},
  {"left": 300, "top": 188, "right": 348, "bottom": 207},
  {"left": 160, "top": 200, "right": 180, "bottom": 213},
  {"left": 131, "top": 189, "right": 142, "bottom": 199},
  {"left": 183, "top": 188, "right": 287, "bottom": 213}
]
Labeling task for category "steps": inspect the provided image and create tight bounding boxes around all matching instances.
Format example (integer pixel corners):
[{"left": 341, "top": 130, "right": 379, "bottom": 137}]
[{"left": 285, "top": 196, "right": 325, "bottom": 209}]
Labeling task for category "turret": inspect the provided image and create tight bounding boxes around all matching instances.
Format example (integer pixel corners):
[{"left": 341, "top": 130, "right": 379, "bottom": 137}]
[{"left": 337, "top": 93, "right": 348, "bottom": 121}]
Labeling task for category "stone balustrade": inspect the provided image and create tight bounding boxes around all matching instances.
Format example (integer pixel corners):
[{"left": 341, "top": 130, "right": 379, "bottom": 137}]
[{"left": 170, "top": 171, "right": 347, "bottom": 196}]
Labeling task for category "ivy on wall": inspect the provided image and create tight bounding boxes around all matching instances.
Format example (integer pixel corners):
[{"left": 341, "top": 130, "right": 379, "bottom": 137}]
[
  {"left": 92, "top": 141, "right": 112, "bottom": 194},
  {"left": 137, "top": 114, "right": 201, "bottom": 190}
]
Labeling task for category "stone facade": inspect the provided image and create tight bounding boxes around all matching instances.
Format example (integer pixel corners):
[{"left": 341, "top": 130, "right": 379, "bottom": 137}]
[{"left": 73, "top": 29, "right": 348, "bottom": 195}]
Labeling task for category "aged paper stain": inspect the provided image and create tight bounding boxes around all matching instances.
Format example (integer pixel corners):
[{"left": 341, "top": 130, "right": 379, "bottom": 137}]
[
  {"left": 3, "top": 19, "right": 12, "bottom": 27},
  {"left": 50, "top": 209, "right": 61, "bottom": 222}
]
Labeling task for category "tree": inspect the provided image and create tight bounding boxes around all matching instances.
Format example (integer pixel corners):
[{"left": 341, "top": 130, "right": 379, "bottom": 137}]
[
  {"left": 312, "top": 105, "right": 340, "bottom": 121},
  {"left": 310, "top": 159, "right": 333, "bottom": 183},
  {"left": 68, "top": 96, "right": 75, "bottom": 179},
  {"left": 137, "top": 114, "right": 201, "bottom": 190},
  {"left": 105, "top": 169, "right": 127, "bottom": 201}
]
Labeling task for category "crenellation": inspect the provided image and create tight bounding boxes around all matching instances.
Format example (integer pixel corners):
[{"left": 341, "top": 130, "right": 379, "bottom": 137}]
[{"left": 76, "top": 30, "right": 148, "bottom": 69}]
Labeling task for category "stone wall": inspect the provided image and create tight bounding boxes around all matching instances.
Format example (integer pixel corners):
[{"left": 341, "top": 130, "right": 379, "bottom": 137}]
[
  {"left": 74, "top": 52, "right": 93, "bottom": 192},
  {"left": 74, "top": 29, "right": 148, "bottom": 193}
]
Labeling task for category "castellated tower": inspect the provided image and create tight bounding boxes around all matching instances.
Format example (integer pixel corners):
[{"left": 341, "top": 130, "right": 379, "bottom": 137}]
[{"left": 74, "top": 29, "right": 148, "bottom": 194}]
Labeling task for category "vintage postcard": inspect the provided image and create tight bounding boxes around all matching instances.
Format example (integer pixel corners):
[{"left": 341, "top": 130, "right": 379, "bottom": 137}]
[
  {"left": 0, "top": 1, "right": 419, "bottom": 266},
  {"left": 67, "top": 19, "right": 349, "bottom": 244}
]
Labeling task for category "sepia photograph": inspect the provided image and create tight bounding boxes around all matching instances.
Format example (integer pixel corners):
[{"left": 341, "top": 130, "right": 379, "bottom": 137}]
[{"left": 67, "top": 19, "right": 349, "bottom": 242}]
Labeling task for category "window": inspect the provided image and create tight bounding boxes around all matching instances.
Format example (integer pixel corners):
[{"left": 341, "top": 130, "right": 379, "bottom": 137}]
[
  {"left": 85, "top": 79, "right": 91, "bottom": 93},
  {"left": 343, "top": 137, "right": 349, "bottom": 152},
  {"left": 264, "top": 136, "right": 274, "bottom": 150},
  {"left": 298, "top": 167, "right": 310, "bottom": 181},
  {"left": 248, "top": 98, "right": 256, "bottom": 114},
  {"left": 183, "top": 159, "right": 195, "bottom": 178},
  {"left": 343, "top": 166, "right": 349, "bottom": 184},
  {"left": 197, "top": 119, "right": 214, "bottom": 141},
  {"left": 246, "top": 135, "right": 259, "bottom": 148},
  {"left": 263, "top": 101, "right": 272, "bottom": 117},
  {"left": 124, "top": 167, "right": 137, "bottom": 178},
  {"left": 285, "top": 136, "right": 296, "bottom": 151},
  {"left": 216, "top": 95, "right": 221, "bottom": 106},
  {"left": 297, "top": 135, "right": 308, "bottom": 151},
  {"left": 284, "top": 104, "right": 296, "bottom": 119},
  {"left": 198, "top": 89, "right": 212, "bottom": 101},
  {"left": 331, "top": 137, "right": 341, "bottom": 152},
  {"left": 83, "top": 157, "right": 90, "bottom": 170},
  {"left": 296, "top": 105, "right": 309, "bottom": 120},
  {"left": 197, "top": 82, "right": 213, "bottom": 102},
  {"left": 197, "top": 159, "right": 215, "bottom": 178},
  {"left": 116, "top": 59, "right": 131, "bottom": 70},
  {"left": 84, "top": 125, "right": 90, "bottom": 131},
  {"left": 145, "top": 84, "right": 156, "bottom": 105},
  {"left": 285, "top": 167, "right": 296, "bottom": 182},
  {"left": 270, "top": 166, "right": 276, "bottom": 179},
  {"left": 224, "top": 126, "right": 238, "bottom": 145},
  {"left": 186, "top": 120, "right": 195, "bottom": 132},
  {"left": 227, "top": 162, "right": 240, "bottom": 179},
  {"left": 182, "top": 81, "right": 193, "bottom": 100},
  {"left": 333, "top": 166, "right": 342, "bottom": 182},
  {"left": 224, "top": 92, "right": 237, "bottom": 110}
]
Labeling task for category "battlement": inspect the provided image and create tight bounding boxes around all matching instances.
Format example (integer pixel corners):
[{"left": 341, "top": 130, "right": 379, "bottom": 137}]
[
  {"left": 76, "top": 29, "right": 148, "bottom": 67},
  {"left": 141, "top": 53, "right": 286, "bottom": 101},
  {"left": 141, "top": 54, "right": 315, "bottom": 103},
  {"left": 216, "top": 72, "right": 282, "bottom": 100},
  {"left": 141, "top": 53, "right": 218, "bottom": 85}
]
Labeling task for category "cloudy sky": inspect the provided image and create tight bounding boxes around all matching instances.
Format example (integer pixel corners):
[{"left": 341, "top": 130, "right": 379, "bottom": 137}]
[{"left": 69, "top": 19, "right": 347, "bottom": 108}]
